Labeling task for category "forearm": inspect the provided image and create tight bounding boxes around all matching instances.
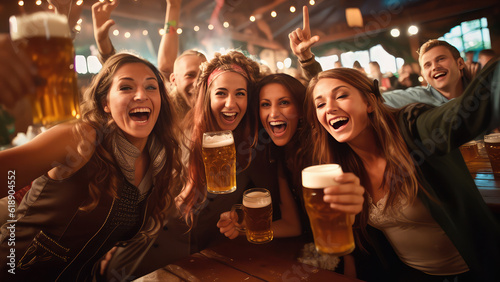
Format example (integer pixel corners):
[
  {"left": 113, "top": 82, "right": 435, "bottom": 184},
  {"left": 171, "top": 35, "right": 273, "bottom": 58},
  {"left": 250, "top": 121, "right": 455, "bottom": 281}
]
[
  {"left": 158, "top": 2, "right": 181, "bottom": 80},
  {"left": 96, "top": 36, "right": 115, "bottom": 64},
  {"left": 300, "top": 57, "right": 322, "bottom": 81}
]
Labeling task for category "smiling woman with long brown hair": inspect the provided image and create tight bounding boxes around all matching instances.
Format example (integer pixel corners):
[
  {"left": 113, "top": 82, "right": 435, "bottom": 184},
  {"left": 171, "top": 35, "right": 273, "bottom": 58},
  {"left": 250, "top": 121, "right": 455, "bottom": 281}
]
[
  {"left": 304, "top": 63, "right": 500, "bottom": 281},
  {"left": 0, "top": 53, "right": 184, "bottom": 281}
]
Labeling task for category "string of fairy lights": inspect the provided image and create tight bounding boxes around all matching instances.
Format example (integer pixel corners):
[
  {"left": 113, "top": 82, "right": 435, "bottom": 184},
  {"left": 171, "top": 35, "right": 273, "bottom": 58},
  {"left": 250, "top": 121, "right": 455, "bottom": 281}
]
[{"left": 17, "top": 0, "right": 319, "bottom": 38}]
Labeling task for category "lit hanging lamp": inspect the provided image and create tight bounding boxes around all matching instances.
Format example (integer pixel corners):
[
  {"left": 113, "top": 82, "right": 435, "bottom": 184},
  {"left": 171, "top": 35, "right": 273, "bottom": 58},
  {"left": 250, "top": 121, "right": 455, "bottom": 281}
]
[{"left": 345, "top": 8, "right": 363, "bottom": 27}]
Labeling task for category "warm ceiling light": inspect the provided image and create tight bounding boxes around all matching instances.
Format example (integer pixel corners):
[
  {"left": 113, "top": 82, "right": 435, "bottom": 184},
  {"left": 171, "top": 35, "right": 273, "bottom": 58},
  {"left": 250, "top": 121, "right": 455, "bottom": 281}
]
[
  {"left": 159, "top": 28, "right": 165, "bottom": 35},
  {"left": 113, "top": 30, "right": 119, "bottom": 36},
  {"left": 390, "top": 28, "right": 400, "bottom": 37},
  {"left": 223, "top": 22, "right": 229, "bottom": 28},
  {"left": 345, "top": 8, "right": 363, "bottom": 27},
  {"left": 142, "top": 30, "right": 148, "bottom": 36},
  {"left": 250, "top": 16, "right": 256, "bottom": 22},
  {"left": 77, "top": 18, "right": 83, "bottom": 24},
  {"left": 177, "top": 28, "right": 183, "bottom": 34},
  {"left": 208, "top": 24, "right": 214, "bottom": 30},
  {"left": 271, "top": 11, "right": 277, "bottom": 18},
  {"left": 76, "top": 0, "right": 83, "bottom": 5},
  {"left": 124, "top": 32, "right": 131, "bottom": 38},
  {"left": 18, "top": 1, "right": 24, "bottom": 6},
  {"left": 194, "top": 26, "right": 200, "bottom": 32},
  {"left": 290, "top": 6, "right": 296, "bottom": 13},
  {"left": 309, "top": 0, "right": 316, "bottom": 5},
  {"left": 36, "top": 0, "right": 42, "bottom": 5},
  {"left": 408, "top": 25, "right": 419, "bottom": 35}
]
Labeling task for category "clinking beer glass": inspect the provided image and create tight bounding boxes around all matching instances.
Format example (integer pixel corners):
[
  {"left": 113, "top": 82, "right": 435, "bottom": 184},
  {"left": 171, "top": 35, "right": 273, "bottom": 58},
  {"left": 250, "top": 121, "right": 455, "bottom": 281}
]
[
  {"left": 231, "top": 188, "right": 273, "bottom": 244},
  {"left": 202, "top": 130, "right": 237, "bottom": 194},
  {"left": 10, "top": 11, "right": 80, "bottom": 127},
  {"left": 302, "top": 164, "right": 355, "bottom": 255}
]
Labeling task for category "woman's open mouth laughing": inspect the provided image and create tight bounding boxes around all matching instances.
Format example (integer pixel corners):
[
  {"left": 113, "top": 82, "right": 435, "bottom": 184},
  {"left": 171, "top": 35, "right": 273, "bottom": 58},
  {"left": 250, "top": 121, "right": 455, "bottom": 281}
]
[{"left": 129, "top": 107, "right": 151, "bottom": 124}]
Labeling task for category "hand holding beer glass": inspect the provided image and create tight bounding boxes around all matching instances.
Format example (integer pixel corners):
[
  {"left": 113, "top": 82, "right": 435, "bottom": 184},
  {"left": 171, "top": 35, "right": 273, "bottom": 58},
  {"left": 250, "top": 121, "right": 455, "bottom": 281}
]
[
  {"left": 202, "top": 130, "right": 237, "bottom": 194},
  {"left": 9, "top": 11, "right": 80, "bottom": 127},
  {"left": 231, "top": 188, "right": 273, "bottom": 244},
  {"left": 302, "top": 164, "right": 355, "bottom": 255}
]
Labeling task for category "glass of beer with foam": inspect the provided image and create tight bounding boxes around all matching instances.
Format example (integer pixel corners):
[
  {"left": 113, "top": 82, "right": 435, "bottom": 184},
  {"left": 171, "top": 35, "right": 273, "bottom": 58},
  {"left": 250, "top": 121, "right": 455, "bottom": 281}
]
[
  {"left": 484, "top": 133, "right": 500, "bottom": 177},
  {"left": 10, "top": 11, "right": 80, "bottom": 127},
  {"left": 202, "top": 130, "right": 236, "bottom": 194},
  {"left": 302, "top": 164, "right": 355, "bottom": 255},
  {"left": 232, "top": 188, "right": 273, "bottom": 244}
]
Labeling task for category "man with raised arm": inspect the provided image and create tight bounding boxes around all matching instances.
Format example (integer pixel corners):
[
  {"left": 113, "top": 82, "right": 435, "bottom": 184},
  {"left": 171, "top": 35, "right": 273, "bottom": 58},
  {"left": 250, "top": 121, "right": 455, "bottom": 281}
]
[{"left": 289, "top": 6, "right": 474, "bottom": 109}]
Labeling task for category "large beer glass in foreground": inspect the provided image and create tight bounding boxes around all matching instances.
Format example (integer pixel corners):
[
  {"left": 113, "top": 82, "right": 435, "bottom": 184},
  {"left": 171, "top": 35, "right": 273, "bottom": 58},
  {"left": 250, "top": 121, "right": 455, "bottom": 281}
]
[
  {"left": 202, "top": 130, "right": 236, "bottom": 194},
  {"left": 484, "top": 133, "right": 500, "bottom": 177},
  {"left": 10, "top": 11, "right": 80, "bottom": 126},
  {"left": 302, "top": 164, "right": 355, "bottom": 255},
  {"left": 232, "top": 188, "right": 273, "bottom": 244}
]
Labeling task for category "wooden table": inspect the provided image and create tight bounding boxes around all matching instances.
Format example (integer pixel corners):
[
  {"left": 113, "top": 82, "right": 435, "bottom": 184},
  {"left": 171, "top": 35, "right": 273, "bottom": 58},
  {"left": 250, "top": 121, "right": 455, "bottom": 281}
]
[
  {"left": 465, "top": 155, "right": 500, "bottom": 213},
  {"left": 134, "top": 236, "right": 363, "bottom": 282}
]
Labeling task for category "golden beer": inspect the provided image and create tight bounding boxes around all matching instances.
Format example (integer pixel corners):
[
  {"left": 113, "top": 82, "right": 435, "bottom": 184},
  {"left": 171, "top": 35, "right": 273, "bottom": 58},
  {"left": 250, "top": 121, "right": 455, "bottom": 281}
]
[
  {"left": 459, "top": 141, "right": 479, "bottom": 163},
  {"left": 484, "top": 133, "right": 500, "bottom": 176},
  {"left": 202, "top": 131, "right": 236, "bottom": 194},
  {"left": 10, "top": 12, "right": 80, "bottom": 126},
  {"left": 242, "top": 189, "right": 273, "bottom": 244},
  {"left": 302, "top": 164, "right": 355, "bottom": 255}
]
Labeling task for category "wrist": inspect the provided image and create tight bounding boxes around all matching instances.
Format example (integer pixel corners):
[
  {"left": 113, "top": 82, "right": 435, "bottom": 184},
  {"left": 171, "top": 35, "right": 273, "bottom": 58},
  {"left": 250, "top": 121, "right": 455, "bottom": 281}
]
[
  {"left": 164, "top": 20, "right": 177, "bottom": 34},
  {"left": 298, "top": 53, "right": 315, "bottom": 64}
]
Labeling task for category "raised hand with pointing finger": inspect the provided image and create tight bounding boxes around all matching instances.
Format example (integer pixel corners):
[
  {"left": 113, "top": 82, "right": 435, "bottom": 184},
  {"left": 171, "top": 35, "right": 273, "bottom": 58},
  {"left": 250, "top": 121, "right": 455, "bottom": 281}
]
[
  {"left": 288, "top": 6, "right": 320, "bottom": 62},
  {"left": 92, "top": 0, "right": 120, "bottom": 63}
]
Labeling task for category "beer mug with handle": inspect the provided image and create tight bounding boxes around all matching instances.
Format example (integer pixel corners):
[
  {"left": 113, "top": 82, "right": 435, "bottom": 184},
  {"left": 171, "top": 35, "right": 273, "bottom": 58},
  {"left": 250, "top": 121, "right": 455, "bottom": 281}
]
[
  {"left": 302, "top": 164, "right": 355, "bottom": 255},
  {"left": 231, "top": 188, "right": 273, "bottom": 244},
  {"left": 10, "top": 11, "right": 80, "bottom": 127},
  {"left": 202, "top": 130, "right": 237, "bottom": 194}
]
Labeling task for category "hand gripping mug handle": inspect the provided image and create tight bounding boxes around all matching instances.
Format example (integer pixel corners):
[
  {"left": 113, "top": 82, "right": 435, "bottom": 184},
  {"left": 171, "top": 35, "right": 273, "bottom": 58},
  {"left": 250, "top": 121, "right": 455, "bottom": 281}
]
[{"left": 231, "top": 204, "right": 246, "bottom": 232}]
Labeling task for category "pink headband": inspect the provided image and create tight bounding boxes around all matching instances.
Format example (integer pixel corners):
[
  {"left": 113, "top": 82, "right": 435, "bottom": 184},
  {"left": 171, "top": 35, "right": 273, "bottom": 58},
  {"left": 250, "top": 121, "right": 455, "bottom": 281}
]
[{"left": 207, "top": 64, "right": 249, "bottom": 86}]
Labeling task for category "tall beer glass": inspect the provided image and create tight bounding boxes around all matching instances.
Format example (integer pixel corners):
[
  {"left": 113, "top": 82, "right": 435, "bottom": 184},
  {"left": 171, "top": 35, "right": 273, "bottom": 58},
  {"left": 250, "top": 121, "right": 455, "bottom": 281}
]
[
  {"left": 484, "top": 133, "right": 500, "bottom": 177},
  {"left": 10, "top": 11, "right": 80, "bottom": 126},
  {"left": 302, "top": 164, "right": 355, "bottom": 255},
  {"left": 202, "top": 130, "right": 236, "bottom": 194},
  {"left": 232, "top": 188, "right": 273, "bottom": 244}
]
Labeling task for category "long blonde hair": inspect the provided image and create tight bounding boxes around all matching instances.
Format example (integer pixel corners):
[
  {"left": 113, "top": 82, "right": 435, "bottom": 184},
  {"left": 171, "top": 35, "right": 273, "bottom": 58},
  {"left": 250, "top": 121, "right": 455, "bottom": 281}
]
[
  {"left": 304, "top": 68, "right": 421, "bottom": 232},
  {"left": 76, "top": 53, "right": 184, "bottom": 235}
]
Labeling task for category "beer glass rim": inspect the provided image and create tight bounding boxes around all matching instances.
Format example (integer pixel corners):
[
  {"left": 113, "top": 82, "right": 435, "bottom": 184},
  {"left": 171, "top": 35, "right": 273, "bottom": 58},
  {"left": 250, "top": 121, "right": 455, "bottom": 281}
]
[
  {"left": 302, "top": 164, "right": 341, "bottom": 173},
  {"left": 243, "top": 188, "right": 270, "bottom": 198},
  {"left": 203, "top": 130, "right": 233, "bottom": 136},
  {"left": 484, "top": 133, "right": 500, "bottom": 142}
]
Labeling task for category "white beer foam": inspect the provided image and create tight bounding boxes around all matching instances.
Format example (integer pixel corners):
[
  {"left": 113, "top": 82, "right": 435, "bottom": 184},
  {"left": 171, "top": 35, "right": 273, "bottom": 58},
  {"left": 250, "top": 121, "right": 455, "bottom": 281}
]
[
  {"left": 202, "top": 133, "right": 234, "bottom": 148},
  {"left": 10, "top": 11, "right": 71, "bottom": 41},
  {"left": 243, "top": 191, "right": 271, "bottom": 208},
  {"left": 302, "top": 164, "right": 343, "bottom": 189},
  {"left": 484, "top": 133, "right": 500, "bottom": 143}
]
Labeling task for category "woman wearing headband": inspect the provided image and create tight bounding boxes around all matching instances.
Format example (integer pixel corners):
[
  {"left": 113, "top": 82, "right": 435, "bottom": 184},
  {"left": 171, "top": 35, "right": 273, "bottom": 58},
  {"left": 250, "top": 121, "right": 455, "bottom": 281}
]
[{"left": 181, "top": 51, "right": 300, "bottom": 251}]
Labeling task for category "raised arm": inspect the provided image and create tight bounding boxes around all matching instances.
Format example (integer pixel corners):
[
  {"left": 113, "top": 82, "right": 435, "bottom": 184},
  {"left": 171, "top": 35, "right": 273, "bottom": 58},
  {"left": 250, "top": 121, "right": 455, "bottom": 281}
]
[
  {"left": 92, "top": 0, "right": 119, "bottom": 63},
  {"left": 288, "top": 6, "right": 322, "bottom": 80},
  {"left": 0, "top": 122, "right": 96, "bottom": 196},
  {"left": 157, "top": 0, "right": 182, "bottom": 81}
]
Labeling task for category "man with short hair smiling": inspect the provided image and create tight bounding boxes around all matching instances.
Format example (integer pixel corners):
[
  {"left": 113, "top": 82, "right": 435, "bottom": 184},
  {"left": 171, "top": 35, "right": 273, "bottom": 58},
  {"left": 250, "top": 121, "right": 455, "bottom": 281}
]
[{"left": 382, "top": 39, "right": 471, "bottom": 108}]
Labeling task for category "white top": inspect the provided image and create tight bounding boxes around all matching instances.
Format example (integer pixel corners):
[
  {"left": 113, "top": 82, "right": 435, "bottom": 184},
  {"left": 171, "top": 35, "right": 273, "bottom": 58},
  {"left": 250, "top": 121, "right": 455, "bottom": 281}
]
[{"left": 368, "top": 193, "right": 469, "bottom": 275}]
